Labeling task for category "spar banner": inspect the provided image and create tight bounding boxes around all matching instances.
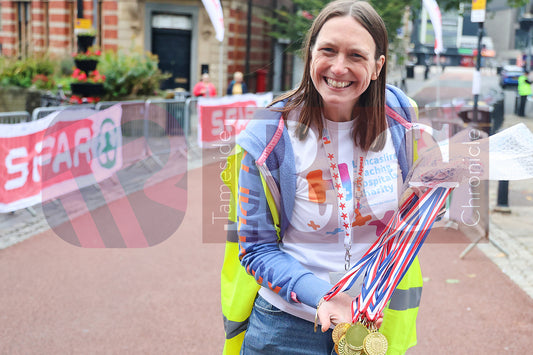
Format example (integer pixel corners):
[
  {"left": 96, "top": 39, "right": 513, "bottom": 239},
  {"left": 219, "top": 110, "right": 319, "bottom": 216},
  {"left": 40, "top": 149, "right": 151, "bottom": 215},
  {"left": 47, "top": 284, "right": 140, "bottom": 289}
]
[
  {"left": 0, "top": 105, "right": 123, "bottom": 213},
  {"left": 197, "top": 92, "right": 273, "bottom": 148}
]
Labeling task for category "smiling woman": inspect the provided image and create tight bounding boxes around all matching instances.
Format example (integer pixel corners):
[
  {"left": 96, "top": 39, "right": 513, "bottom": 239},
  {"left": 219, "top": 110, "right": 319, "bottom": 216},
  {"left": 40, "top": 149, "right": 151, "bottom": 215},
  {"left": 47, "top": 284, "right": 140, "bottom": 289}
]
[
  {"left": 222, "top": 1, "right": 424, "bottom": 354},
  {"left": 310, "top": 16, "right": 384, "bottom": 122}
]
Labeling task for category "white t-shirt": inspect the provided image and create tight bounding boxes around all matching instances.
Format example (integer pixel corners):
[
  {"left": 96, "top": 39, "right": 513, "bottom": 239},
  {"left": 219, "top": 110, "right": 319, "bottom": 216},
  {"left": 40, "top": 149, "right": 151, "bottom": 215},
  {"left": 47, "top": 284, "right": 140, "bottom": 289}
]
[{"left": 259, "top": 109, "right": 403, "bottom": 322}]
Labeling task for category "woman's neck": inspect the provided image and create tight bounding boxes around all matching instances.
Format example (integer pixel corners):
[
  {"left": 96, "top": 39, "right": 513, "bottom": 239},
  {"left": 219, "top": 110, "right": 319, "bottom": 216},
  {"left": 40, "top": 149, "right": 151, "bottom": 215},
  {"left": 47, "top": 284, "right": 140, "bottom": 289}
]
[{"left": 323, "top": 105, "right": 356, "bottom": 122}]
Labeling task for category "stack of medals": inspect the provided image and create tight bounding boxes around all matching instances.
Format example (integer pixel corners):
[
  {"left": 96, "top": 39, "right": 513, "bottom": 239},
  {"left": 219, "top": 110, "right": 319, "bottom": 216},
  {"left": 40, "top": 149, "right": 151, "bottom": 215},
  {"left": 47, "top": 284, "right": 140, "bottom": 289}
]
[{"left": 332, "top": 320, "right": 387, "bottom": 355}]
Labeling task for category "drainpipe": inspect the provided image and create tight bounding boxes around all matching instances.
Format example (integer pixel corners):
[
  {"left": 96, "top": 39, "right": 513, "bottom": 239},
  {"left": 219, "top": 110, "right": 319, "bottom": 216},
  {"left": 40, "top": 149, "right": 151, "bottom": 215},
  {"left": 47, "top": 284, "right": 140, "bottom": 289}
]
[{"left": 245, "top": 0, "right": 252, "bottom": 83}]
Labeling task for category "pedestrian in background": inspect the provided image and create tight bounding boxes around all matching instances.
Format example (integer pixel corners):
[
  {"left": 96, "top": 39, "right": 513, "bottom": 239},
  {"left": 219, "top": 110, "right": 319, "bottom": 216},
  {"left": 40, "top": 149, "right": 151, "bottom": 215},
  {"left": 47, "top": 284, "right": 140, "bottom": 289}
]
[
  {"left": 517, "top": 68, "right": 532, "bottom": 117},
  {"left": 226, "top": 71, "right": 248, "bottom": 95},
  {"left": 192, "top": 73, "right": 217, "bottom": 97}
]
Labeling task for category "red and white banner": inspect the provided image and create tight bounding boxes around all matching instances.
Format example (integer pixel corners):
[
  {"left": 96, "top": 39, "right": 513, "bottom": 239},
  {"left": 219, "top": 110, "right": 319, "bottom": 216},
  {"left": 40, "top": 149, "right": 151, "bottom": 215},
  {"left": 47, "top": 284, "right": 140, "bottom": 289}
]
[
  {"left": 423, "top": 0, "right": 444, "bottom": 54},
  {"left": 0, "top": 105, "right": 123, "bottom": 213},
  {"left": 197, "top": 92, "right": 273, "bottom": 148},
  {"left": 201, "top": 0, "right": 225, "bottom": 42}
]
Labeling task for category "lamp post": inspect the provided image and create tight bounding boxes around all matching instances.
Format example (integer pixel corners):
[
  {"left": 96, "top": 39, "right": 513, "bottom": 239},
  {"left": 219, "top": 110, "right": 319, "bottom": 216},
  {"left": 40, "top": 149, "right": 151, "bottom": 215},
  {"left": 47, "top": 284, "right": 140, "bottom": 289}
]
[{"left": 519, "top": 14, "right": 533, "bottom": 71}]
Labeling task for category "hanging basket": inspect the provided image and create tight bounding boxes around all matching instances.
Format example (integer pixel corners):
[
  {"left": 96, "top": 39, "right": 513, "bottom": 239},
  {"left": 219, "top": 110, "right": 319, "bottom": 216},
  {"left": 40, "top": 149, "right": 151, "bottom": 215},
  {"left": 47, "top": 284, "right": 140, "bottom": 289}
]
[
  {"left": 70, "top": 82, "right": 104, "bottom": 97},
  {"left": 77, "top": 35, "right": 95, "bottom": 53},
  {"left": 74, "top": 59, "right": 98, "bottom": 74}
]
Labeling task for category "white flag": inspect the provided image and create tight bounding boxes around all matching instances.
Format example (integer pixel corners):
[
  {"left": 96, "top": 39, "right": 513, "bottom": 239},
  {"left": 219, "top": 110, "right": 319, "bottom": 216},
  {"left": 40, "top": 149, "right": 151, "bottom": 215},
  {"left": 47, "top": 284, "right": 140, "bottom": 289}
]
[
  {"left": 422, "top": 0, "right": 444, "bottom": 54},
  {"left": 202, "top": 0, "right": 224, "bottom": 42}
]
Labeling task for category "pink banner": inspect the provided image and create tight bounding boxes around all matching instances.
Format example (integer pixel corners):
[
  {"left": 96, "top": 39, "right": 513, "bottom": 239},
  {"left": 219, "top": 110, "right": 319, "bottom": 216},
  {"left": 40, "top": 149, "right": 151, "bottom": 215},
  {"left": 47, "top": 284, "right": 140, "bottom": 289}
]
[
  {"left": 0, "top": 106, "right": 123, "bottom": 212},
  {"left": 197, "top": 93, "right": 272, "bottom": 148}
]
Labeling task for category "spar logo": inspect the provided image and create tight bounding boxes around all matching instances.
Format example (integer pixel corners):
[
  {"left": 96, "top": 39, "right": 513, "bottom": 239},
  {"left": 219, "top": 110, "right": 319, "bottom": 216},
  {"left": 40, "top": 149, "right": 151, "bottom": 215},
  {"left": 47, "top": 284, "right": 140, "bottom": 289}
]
[
  {"left": 96, "top": 118, "right": 119, "bottom": 169},
  {"left": 36, "top": 104, "right": 187, "bottom": 248}
]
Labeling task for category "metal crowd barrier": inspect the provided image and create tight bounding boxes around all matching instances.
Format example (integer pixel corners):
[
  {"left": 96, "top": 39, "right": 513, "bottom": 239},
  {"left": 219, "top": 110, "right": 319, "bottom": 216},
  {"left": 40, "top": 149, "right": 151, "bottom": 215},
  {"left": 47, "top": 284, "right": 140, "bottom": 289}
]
[
  {"left": 0, "top": 111, "right": 31, "bottom": 124},
  {"left": 31, "top": 104, "right": 95, "bottom": 121},
  {"left": 145, "top": 98, "right": 187, "bottom": 137}
]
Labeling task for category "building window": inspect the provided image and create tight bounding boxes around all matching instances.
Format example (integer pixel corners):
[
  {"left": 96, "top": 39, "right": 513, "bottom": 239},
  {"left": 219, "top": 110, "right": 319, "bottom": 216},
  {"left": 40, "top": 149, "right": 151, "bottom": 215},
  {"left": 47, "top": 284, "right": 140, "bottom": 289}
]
[{"left": 16, "top": 1, "right": 31, "bottom": 58}]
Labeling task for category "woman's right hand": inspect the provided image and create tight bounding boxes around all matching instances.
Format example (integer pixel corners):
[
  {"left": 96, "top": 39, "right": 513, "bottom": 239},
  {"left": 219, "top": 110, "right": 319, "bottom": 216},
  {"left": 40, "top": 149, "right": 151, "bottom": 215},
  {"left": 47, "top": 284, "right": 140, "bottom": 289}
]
[
  {"left": 316, "top": 292, "right": 353, "bottom": 332},
  {"left": 317, "top": 292, "right": 384, "bottom": 332}
]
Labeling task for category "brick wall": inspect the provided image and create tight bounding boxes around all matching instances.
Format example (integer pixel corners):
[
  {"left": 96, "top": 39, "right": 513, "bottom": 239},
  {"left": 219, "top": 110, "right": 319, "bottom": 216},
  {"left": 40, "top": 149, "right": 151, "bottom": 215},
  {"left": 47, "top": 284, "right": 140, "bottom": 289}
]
[
  {"left": 226, "top": 0, "right": 275, "bottom": 92},
  {"left": 0, "top": 0, "right": 118, "bottom": 57}
]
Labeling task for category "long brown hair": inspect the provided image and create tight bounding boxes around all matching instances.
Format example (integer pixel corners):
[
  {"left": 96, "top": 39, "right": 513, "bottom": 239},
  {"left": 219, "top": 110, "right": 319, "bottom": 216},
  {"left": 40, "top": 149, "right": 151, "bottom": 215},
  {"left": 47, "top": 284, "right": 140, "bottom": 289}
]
[{"left": 271, "top": 0, "right": 388, "bottom": 151}]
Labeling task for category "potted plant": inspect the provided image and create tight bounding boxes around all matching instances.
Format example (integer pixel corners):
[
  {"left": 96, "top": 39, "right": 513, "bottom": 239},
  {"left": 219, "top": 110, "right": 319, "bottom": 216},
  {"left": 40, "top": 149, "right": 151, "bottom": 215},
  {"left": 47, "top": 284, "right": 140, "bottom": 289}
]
[
  {"left": 70, "top": 68, "right": 106, "bottom": 97},
  {"left": 73, "top": 49, "right": 101, "bottom": 74},
  {"left": 77, "top": 29, "right": 96, "bottom": 53}
]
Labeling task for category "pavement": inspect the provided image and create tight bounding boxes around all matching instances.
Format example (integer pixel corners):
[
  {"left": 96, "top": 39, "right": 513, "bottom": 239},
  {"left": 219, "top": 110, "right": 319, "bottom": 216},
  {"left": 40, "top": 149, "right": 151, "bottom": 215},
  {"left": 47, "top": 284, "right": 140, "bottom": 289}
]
[{"left": 1, "top": 65, "right": 533, "bottom": 354}]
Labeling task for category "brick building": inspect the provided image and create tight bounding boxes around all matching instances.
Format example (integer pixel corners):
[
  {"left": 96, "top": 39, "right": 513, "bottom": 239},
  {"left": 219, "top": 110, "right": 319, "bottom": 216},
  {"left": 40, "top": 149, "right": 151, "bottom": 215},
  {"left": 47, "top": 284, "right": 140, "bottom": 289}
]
[{"left": 0, "top": 0, "right": 295, "bottom": 94}]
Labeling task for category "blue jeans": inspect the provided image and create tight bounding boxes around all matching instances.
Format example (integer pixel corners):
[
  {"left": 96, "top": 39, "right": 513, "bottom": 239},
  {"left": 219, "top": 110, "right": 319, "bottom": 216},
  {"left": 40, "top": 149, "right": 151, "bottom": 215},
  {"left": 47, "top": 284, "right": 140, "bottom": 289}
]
[{"left": 241, "top": 294, "right": 335, "bottom": 355}]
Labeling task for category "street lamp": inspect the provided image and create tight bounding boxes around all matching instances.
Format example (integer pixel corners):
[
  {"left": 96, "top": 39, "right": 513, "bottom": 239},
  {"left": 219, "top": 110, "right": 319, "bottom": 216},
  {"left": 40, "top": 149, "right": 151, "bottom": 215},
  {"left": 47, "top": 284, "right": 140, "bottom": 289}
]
[{"left": 519, "top": 15, "right": 533, "bottom": 71}]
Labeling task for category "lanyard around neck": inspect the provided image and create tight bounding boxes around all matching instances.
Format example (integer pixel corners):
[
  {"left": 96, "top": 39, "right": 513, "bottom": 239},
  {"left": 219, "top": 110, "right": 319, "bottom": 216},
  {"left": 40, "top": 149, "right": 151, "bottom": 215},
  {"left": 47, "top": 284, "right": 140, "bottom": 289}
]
[{"left": 321, "top": 126, "right": 366, "bottom": 270}]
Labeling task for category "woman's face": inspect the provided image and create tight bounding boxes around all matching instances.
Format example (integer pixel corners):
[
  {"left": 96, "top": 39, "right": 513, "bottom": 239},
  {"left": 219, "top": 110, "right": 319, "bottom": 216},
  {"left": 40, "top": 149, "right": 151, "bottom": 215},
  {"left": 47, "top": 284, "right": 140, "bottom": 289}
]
[{"left": 310, "top": 15, "right": 385, "bottom": 121}]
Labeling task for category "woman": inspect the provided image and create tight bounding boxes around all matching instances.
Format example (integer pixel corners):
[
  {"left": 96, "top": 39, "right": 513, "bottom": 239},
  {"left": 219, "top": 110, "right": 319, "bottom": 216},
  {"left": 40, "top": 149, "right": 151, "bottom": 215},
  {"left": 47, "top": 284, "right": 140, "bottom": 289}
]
[
  {"left": 226, "top": 71, "right": 248, "bottom": 95},
  {"left": 232, "top": 1, "right": 421, "bottom": 353},
  {"left": 192, "top": 73, "right": 217, "bottom": 97}
]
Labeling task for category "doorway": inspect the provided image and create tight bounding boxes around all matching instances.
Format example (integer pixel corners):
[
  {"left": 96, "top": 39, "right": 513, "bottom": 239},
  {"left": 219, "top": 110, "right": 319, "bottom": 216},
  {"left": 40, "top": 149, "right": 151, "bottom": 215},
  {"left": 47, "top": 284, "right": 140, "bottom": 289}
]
[{"left": 151, "top": 13, "right": 193, "bottom": 92}]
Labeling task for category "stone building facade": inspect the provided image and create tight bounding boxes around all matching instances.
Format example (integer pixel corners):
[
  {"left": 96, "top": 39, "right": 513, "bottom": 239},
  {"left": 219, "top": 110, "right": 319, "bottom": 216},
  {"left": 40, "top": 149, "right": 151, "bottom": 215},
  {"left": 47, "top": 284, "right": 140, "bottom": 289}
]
[{"left": 0, "top": 0, "right": 295, "bottom": 94}]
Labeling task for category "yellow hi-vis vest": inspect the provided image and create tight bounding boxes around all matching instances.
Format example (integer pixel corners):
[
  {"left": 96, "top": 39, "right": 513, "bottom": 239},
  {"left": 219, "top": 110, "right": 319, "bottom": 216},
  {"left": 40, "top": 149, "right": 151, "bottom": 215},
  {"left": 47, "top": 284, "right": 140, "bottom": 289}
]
[{"left": 221, "top": 126, "right": 423, "bottom": 355}]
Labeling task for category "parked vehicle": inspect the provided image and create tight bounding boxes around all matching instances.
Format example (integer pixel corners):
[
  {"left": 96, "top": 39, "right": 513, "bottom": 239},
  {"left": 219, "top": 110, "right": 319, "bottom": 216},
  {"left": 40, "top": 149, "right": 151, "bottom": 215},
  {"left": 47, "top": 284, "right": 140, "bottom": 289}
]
[{"left": 499, "top": 65, "right": 524, "bottom": 88}]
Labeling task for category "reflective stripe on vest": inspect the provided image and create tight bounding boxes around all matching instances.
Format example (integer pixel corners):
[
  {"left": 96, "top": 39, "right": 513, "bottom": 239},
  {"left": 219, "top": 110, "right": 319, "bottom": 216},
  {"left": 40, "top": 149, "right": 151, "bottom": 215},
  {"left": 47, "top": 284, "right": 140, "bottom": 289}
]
[
  {"left": 389, "top": 286, "right": 422, "bottom": 311},
  {"left": 226, "top": 221, "right": 238, "bottom": 243},
  {"left": 223, "top": 314, "right": 248, "bottom": 339}
]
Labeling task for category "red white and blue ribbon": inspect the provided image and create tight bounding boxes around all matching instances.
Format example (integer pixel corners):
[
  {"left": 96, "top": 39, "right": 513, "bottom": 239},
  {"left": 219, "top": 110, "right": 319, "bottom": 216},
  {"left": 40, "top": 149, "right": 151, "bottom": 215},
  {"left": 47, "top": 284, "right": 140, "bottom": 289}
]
[{"left": 324, "top": 186, "right": 452, "bottom": 322}]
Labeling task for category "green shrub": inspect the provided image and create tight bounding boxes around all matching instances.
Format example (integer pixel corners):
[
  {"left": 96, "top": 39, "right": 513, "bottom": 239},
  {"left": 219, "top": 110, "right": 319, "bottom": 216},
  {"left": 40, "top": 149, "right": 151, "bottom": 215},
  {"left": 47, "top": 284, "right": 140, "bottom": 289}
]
[
  {"left": 0, "top": 55, "right": 56, "bottom": 88},
  {"left": 97, "top": 48, "right": 171, "bottom": 100}
]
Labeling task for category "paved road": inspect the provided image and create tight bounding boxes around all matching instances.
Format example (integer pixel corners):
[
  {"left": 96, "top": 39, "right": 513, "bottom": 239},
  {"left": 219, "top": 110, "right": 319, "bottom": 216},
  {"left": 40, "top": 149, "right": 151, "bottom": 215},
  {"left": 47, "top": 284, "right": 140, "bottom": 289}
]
[{"left": 1, "top": 66, "right": 533, "bottom": 354}]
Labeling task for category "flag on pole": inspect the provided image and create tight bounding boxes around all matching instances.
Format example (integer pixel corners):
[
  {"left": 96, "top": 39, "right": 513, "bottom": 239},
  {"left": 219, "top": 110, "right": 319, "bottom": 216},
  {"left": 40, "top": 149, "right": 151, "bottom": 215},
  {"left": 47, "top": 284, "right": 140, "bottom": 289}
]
[
  {"left": 422, "top": 0, "right": 444, "bottom": 54},
  {"left": 202, "top": 0, "right": 225, "bottom": 42}
]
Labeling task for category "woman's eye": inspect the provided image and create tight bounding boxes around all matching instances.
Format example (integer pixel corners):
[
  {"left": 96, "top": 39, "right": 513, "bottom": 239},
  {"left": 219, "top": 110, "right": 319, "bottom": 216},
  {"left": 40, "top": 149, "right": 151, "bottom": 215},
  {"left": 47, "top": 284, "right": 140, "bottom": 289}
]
[
  {"left": 321, "top": 48, "right": 335, "bottom": 54},
  {"left": 350, "top": 53, "right": 363, "bottom": 59}
]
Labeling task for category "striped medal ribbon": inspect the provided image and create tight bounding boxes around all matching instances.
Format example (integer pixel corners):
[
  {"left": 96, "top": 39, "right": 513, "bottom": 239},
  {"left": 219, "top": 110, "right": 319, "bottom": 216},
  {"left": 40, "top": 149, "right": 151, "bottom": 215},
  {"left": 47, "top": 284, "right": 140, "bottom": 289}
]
[{"left": 324, "top": 186, "right": 453, "bottom": 323}]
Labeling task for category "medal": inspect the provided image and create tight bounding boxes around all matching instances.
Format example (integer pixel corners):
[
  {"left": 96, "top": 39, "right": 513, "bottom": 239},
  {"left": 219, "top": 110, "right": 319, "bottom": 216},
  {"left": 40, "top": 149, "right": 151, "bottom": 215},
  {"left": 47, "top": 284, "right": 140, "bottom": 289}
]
[
  {"left": 337, "top": 335, "right": 361, "bottom": 355},
  {"left": 332, "top": 322, "right": 351, "bottom": 345},
  {"left": 344, "top": 322, "right": 369, "bottom": 352},
  {"left": 363, "top": 331, "right": 388, "bottom": 355}
]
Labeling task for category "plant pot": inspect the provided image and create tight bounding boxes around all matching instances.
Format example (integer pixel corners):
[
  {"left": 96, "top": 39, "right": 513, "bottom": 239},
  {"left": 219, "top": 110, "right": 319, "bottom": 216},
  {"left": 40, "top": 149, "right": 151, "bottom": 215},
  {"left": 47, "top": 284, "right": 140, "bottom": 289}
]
[
  {"left": 77, "top": 35, "right": 95, "bottom": 53},
  {"left": 74, "top": 59, "right": 98, "bottom": 74},
  {"left": 70, "top": 82, "right": 104, "bottom": 97}
]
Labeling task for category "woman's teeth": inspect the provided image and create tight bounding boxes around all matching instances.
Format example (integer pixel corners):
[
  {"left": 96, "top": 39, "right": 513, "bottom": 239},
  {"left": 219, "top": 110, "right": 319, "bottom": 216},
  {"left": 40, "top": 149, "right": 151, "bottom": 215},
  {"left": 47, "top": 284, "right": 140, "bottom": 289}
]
[{"left": 326, "top": 78, "right": 352, "bottom": 88}]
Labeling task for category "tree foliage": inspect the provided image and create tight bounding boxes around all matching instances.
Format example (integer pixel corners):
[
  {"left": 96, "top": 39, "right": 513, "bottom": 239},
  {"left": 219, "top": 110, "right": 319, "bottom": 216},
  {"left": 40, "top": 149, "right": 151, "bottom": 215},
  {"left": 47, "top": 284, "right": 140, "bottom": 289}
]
[
  {"left": 263, "top": 0, "right": 529, "bottom": 53},
  {"left": 263, "top": 0, "right": 417, "bottom": 53}
]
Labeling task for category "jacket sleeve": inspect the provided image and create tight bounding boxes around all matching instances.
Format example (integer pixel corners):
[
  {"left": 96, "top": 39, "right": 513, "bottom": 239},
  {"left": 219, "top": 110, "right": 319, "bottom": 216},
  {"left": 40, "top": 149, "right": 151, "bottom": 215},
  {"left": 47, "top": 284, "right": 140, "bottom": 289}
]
[{"left": 237, "top": 150, "right": 333, "bottom": 308}]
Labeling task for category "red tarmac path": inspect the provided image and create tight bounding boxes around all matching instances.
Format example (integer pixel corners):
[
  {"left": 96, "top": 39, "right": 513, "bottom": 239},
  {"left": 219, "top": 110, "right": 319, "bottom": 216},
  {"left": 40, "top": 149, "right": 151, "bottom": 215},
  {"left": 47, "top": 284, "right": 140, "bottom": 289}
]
[{"left": 1, "top": 162, "right": 533, "bottom": 354}]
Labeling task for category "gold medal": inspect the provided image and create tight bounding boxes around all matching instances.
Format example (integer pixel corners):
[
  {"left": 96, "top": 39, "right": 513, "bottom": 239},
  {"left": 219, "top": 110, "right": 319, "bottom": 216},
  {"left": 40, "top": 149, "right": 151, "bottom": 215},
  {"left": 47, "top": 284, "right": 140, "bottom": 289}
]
[
  {"left": 337, "top": 335, "right": 347, "bottom": 355},
  {"left": 337, "top": 335, "right": 361, "bottom": 355},
  {"left": 332, "top": 322, "right": 351, "bottom": 345},
  {"left": 344, "top": 322, "right": 369, "bottom": 351},
  {"left": 362, "top": 331, "right": 388, "bottom": 355}
]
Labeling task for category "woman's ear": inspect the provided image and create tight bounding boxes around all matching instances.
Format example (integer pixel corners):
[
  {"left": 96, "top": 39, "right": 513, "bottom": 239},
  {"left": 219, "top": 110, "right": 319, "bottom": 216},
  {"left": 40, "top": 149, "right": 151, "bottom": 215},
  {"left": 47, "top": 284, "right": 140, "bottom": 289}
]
[{"left": 373, "top": 55, "right": 386, "bottom": 80}]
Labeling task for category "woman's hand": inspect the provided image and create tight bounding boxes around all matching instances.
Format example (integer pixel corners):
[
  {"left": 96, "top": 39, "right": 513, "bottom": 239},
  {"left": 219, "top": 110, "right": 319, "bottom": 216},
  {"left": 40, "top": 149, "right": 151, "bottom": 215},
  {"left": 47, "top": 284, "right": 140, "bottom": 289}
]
[
  {"left": 317, "top": 293, "right": 384, "bottom": 332},
  {"left": 317, "top": 293, "right": 353, "bottom": 332}
]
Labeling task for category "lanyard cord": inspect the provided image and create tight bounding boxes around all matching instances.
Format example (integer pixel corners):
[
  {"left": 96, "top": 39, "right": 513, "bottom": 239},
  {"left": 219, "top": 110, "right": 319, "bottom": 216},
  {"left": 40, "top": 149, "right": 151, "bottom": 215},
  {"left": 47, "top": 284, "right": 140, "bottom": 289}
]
[{"left": 321, "top": 127, "right": 365, "bottom": 271}]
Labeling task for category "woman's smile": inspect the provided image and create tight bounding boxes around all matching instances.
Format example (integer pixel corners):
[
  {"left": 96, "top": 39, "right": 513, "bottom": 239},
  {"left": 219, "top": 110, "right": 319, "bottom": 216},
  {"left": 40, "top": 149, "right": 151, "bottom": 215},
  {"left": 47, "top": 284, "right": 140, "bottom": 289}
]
[{"left": 324, "top": 77, "right": 353, "bottom": 89}]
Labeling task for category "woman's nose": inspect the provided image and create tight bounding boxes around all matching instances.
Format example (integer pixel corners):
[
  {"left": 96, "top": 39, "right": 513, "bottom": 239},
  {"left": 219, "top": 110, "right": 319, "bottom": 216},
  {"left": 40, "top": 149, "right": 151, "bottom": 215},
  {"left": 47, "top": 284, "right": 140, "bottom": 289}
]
[{"left": 331, "top": 54, "right": 348, "bottom": 75}]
